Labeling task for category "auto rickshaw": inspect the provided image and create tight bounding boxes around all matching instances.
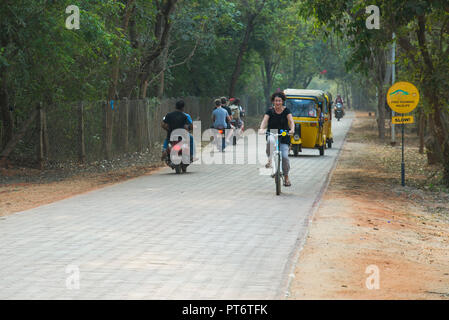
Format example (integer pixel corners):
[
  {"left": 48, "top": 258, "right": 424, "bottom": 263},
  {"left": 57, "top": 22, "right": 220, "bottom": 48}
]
[
  {"left": 324, "top": 92, "right": 334, "bottom": 148},
  {"left": 284, "top": 89, "right": 327, "bottom": 156}
]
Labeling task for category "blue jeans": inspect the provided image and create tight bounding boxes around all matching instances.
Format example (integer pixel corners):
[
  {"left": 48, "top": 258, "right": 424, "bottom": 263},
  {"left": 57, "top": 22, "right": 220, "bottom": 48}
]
[{"left": 266, "top": 135, "right": 290, "bottom": 176}]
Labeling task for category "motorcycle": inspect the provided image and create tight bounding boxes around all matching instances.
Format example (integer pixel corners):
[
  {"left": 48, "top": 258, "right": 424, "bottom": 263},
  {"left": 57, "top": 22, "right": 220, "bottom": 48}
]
[
  {"left": 166, "top": 139, "right": 191, "bottom": 174},
  {"left": 230, "top": 120, "right": 244, "bottom": 145},
  {"left": 334, "top": 103, "right": 344, "bottom": 121},
  {"left": 213, "top": 127, "right": 226, "bottom": 152}
]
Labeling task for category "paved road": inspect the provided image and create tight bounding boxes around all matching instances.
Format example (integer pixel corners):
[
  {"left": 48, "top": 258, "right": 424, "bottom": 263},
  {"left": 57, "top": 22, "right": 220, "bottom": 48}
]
[{"left": 0, "top": 113, "right": 353, "bottom": 299}]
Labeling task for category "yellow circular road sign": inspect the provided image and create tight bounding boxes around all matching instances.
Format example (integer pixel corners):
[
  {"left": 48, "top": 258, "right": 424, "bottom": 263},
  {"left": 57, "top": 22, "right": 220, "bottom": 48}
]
[{"left": 387, "top": 82, "right": 420, "bottom": 114}]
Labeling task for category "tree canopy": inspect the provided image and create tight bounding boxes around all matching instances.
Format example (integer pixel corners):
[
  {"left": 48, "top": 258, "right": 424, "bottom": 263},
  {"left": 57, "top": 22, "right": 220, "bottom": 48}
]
[{"left": 1, "top": 0, "right": 448, "bottom": 184}]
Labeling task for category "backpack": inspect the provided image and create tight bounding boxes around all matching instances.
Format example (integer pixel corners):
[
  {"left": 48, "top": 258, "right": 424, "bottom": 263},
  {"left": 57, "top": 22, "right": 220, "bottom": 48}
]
[{"left": 230, "top": 104, "right": 240, "bottom": 120}]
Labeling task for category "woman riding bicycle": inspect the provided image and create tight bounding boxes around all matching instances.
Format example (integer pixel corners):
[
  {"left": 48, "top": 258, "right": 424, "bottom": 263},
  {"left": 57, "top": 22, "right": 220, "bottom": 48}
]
[{"left": 260, "top": 92, "right": 294, "bottom": 187}]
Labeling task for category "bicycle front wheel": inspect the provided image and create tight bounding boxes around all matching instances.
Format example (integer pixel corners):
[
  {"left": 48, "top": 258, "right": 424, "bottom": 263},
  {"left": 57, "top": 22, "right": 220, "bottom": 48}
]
[{"left": 275, "top": 152, "right": 281, "bottom": 195}]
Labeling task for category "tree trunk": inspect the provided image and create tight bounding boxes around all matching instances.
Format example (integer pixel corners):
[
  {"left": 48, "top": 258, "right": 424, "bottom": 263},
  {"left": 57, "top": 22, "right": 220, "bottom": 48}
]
[
  {"left": 303, "top": 75, "right": 313, "bottom": 89},
  {"left": 351, "top": 83, "right": 358, "bottom": 109},
  {"left": 120, "top": 98, "right": 129, "bottom": 154},
  {"left": 103, "top": 101, "right": 113, "bottom": 160},
  {"left": 373, "top": 47, "right": 391, "bottom": 141},
  {"left": 139, "top": 0, "right": 178, "bottom": 98},
  {"left": 229, "top": 14, "right": 257, "bottom": 97},
  {"left": 107, "top": 0, "right": 136, "bottom": 101},
  {"left": 37, "top": 104, "right": 45, "bottom": 170},
  {"left": 418, "top": 109, "right": 425, "bottom": 154},
  {"left": 0, "top": 108, "right": 39, "bottom": 166},
  {"left": 288, "top": 50, "right": 296, "bottom": 87},
  {"left": 343, "top": 83, "right": 351, "bottom": 109},
  {"left": 416, "top": 14, "right": 449, "bottom": 185},
  {"left": 261, "top": 57, "right": 276, "bottom": 107},
  {"left": 0, "top": 76, "right": 14, "bottom": 150},
  {"left": 228, "top": 0, "right": 267, "bottom": 97},
  {"left": 430, "top": 100, "right": 449, "bottom": 185},
  {"left": 157, "top": 35, "right": 171, "bottom": 99},
  {"left": 78, "top": 102, "right": 86, "bottom": 163},
  {"left": 425, "top": 117, "right": 440, "bottom": 165},
  {"left": 376, "top": 85, "right": 386, "bottom": 140}
]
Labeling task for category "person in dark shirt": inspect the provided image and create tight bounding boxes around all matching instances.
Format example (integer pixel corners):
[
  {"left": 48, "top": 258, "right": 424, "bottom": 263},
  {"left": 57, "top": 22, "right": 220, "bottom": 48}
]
[
  {"left": 220, "top": 97, "right": 232, "bottom": 119},
  {"left": 259, "top": 92, "right": 294, "bottom": 187},
  {"left": 161, "top": 100, "right": 190, "bottom": 160},
  {"left": 220, "top": 96, "right": 234, "bottom": 142}
]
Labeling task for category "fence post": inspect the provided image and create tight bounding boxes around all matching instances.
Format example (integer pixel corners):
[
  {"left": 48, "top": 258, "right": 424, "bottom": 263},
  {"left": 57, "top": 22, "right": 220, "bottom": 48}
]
[
  {"left": 120, "top": 98, "right": 129, "bottom": 154},
  {"left": 142, "top": 100, "right": 148, "bottom": 151},
  {"left": 149, "top": 99, "right": 159, "bottom": 149},
  {"left": 145, "top": 99, "right": 150, "bottom": 150},
  {"left": 103, "top": 100, "right": 113, "bottom": 160},
  {"left": 78, "top": 101, "right": 86, "bottom": 163},
  {"left": 37, "top": 102, "right": 45, "bottom": 170},
  {"left": 42, "top": 106, "right": 49, "bottom": 158},
  {"left": 135, "top": 100, "right": 141, "bottom": 152}
]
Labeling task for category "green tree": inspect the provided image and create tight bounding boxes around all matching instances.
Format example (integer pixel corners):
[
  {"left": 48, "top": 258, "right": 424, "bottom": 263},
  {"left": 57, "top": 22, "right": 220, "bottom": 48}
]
[{"left": 300, "top": 0, "right": 449, "bottom": 185}]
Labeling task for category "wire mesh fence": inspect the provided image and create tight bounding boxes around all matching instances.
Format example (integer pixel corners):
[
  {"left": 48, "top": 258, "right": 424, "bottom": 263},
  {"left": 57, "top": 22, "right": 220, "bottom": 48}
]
[{"left": 2, "top": 96, "right": 251, "bottom": 169}]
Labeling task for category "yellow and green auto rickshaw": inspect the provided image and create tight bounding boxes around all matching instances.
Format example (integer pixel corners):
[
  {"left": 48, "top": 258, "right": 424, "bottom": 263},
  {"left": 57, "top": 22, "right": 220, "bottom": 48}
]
[
  {"left": 324, "top": 91, "right": 334, "bottom": 148},
  {"left": 284, "top": 89, "right": 327, "bottom": 156}
]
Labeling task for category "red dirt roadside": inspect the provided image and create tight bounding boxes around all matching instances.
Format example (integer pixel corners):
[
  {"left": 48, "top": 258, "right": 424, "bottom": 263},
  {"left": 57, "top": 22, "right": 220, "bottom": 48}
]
[
  {"left": 289, "top": 112, "right": 449, "bottom": 299},
  {"left": 0, "top": 164, "right": 162, "bottom": 217}
]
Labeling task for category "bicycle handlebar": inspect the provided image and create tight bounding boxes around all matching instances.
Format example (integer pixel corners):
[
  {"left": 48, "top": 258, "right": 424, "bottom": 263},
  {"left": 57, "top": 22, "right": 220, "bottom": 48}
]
[{"left": 266, "top": 130, "right": 293, "bottom": 137}]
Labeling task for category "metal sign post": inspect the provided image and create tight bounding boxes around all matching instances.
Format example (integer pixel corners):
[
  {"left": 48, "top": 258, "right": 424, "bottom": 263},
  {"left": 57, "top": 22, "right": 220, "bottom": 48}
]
[
  {"left": 387, "top": 82, "right": 420, "bottom": 187},
  {"left": 391, "top": 33, "right": 396, "bottom": 146},
  {"left": 401, "top": 123, "right": 405, "bottom": 186}
]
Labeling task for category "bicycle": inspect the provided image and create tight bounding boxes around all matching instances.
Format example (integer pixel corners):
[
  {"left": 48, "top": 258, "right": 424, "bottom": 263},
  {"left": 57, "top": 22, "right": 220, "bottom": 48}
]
[{"left": 267, "top": 130, "right": 289, "bottom": 195}]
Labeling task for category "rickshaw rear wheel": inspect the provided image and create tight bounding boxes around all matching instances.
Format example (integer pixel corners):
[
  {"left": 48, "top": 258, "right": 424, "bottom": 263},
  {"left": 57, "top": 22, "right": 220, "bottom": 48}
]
[
  {"left": 292, "top": 144, "right": 300, "bottom": 156},
  {"left": 327, "top": 139, "right": 332, "bottom": 149},
  {"left": 319, "top": 145, "right": 325, "bottom": 156}
]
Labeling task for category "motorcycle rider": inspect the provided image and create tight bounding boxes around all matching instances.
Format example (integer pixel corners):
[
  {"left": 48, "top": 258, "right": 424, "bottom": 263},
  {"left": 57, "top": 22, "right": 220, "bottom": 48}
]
[
  {"left": 229, "top": 98, "right": 243, "bottom": 129},
  {"left": 184, "top": 111, "right": 197, "bottom": 160},
  {"left": 220, "top": 96, "right": 234, "bottom": 143},
  {"left": 220, "top": 97, "right": 232, "bottom": 119},
  {"left": 212, "top": 99, "right": 231, "bottom": 151},
  {"left": 239, "top": 100, "right": 246, "bottom": 119},
  {"left": 334, "top": 94, "right": 345, "bottom": 117},
  {"left": 335, "top": 94, "right": 343, "bottom": 105},
  {"left": 335, "top": 95, "right": 345, "bottom": 112},
  {"left": 228, "top": 98, "right": 244, "bottom": 145},
  {"left": 161, "top": 100, "right": 192, "bottom": 161}
]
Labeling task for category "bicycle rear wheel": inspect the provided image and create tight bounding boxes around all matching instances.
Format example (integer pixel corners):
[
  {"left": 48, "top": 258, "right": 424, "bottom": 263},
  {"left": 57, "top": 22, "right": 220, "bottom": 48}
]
[{"left": 275, "top": 152, "right": 281, "bottom": 195}]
